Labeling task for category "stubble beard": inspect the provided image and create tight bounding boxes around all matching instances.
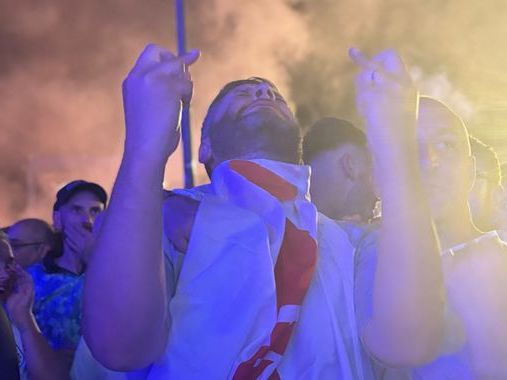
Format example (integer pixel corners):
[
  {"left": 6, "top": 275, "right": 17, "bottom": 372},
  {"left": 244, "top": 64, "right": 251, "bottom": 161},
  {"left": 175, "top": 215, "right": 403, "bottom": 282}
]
[{"left": 209, "top": 109, "right": 302, "bottom": 165}]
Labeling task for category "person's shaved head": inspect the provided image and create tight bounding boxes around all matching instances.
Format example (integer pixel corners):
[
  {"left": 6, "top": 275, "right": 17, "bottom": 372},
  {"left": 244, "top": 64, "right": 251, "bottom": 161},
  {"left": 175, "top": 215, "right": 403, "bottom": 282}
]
[
  {"left": 418, "top": 97, "right": 471, "bottom": 155},
  {"left": 9, "top": 219, "right": 54, "bottom": 242},
  {"left": 7, "top": 218, "right": 54, "bottom": 268}
]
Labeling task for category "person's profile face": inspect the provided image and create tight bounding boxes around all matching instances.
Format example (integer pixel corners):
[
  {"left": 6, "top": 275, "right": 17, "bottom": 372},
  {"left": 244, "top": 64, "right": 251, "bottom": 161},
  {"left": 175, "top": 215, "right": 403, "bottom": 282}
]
[
  {"left": 0, "top": 238, "right": 16, "bottom": 300},
  {"left": 417, "top": 102, "right": 473, "bottom": 217}
]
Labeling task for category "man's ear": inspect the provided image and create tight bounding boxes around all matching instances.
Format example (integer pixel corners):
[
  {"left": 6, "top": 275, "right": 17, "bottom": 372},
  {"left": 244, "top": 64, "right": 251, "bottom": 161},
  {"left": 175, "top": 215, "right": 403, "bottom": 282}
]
[
  {"left": 198, "top": 136, "right": 212, "bottom": 165},
  {"left": 53, "top": 211, "right": 62, "bottom": 231},
  {"left": 38, "top": 243, "right": 52, "bottom": 260},
  {"left": 467, "top": 155, "right": 477, "bottom": 192},
  {"left": 339, "top": 151, "right": 358, "bottom": 181},
  {"left": 492, "top": 184, "right": 505, "bottom": 205}
]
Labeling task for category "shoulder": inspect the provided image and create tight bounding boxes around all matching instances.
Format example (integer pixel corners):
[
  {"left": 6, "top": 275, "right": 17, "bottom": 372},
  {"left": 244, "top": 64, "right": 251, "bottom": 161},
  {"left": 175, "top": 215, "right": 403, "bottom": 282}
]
[
  {"left": 329, "top": 217, "right": 380, "bottom": 251},
  {"left": 163, "top": 186, "right": 209, "bottom": 254}
]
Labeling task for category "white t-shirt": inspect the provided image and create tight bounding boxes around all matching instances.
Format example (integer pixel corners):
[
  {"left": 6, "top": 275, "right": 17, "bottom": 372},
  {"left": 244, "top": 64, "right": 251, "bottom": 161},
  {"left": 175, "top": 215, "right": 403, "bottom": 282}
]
[{"left": 355, "top": 229, "right": 507, "bottom": 379}]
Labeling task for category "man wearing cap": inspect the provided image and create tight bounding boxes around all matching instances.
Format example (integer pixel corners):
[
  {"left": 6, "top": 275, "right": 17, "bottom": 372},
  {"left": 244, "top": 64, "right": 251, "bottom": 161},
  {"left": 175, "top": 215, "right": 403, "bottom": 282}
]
[
  {"left": 50, "top": 180, "right": 107, "bottom": 275},
  {"left": 30, "top": 180, "right": 107, "bottom": 352}
]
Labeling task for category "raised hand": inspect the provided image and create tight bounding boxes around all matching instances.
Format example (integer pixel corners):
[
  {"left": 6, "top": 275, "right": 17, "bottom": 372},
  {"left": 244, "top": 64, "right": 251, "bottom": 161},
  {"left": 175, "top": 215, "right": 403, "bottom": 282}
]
[
  {"left": 5, "top": 266, "right": 35, "bottom": 329},
  {"left": 350, "top": 49, "right": 444, "bottom": 367},
  {"left": 122, "top": 44, "right": 200, "bottom": 162},
  {"left": 63, "top": 222, "right": 94, "bottom": 258},
  {"left": 349, "top": 48, "right": 418, "bottom": 155},
  {"left": 0, "top": 257, "right": 17, "bottom": 301}
]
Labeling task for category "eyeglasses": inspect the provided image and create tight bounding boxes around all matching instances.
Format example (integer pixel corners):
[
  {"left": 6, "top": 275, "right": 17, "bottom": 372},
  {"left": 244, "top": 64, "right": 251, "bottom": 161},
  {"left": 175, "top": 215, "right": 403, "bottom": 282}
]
[{"left": 9, "top": 241, "right": 45, "bottom": 249}]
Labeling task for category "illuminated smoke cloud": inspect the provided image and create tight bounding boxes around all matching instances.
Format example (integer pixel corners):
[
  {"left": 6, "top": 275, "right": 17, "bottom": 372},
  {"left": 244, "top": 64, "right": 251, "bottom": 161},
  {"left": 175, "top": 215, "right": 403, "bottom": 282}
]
[
  {"left": 285, "top": 0, "right": 507, "bottom": 154},
  {"left": 0, "top": 0, "right": 308, "bottom": 224},
  {"left": 410, "top": 66, "right": 475, "bottom": 120},
  {"left": 2, "top": 0, "right": 507, "bottom": 224}
]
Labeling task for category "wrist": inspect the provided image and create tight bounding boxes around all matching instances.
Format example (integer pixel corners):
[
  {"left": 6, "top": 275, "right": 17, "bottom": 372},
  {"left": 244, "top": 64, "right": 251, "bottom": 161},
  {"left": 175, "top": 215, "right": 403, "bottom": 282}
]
[
  {"left": 123, "top": 143, "right": 170, "bottom": 168},
  {"left": 121, "top": 149, "right": 167, "bottom": 179},
  {"left": 373, "top": 156, "right": 424, "bottom": 198},
  {"left": 12, "top": 311, "right": 37, "bottom": 333}
]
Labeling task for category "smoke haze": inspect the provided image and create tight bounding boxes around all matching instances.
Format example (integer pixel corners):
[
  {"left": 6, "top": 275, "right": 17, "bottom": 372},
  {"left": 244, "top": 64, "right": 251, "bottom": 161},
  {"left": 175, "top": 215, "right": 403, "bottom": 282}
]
[{"left": 1, "top": 0, "right": 507, "bottom": 224}]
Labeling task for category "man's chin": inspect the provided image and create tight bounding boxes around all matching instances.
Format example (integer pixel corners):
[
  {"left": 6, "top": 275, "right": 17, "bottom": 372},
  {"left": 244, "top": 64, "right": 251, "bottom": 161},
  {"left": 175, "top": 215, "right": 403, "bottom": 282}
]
[
  {"left": 240, "top": 108, "right": 294, "bottom": 130},
  {"left": 209, "top": 109, "right": 301, "bottom": 164}
]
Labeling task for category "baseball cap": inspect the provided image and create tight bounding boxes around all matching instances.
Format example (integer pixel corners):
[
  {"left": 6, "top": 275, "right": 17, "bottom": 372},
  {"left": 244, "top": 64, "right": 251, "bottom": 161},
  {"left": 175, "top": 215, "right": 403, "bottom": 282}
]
[{"left": 53, "top": 180, "right": 108, "bottom": 211}]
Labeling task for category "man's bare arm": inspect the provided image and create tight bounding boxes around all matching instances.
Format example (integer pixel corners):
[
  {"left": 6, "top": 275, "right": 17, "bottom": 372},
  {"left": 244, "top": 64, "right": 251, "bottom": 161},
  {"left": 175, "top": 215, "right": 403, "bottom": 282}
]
[
  {"left": 351, "top": 48, "right": 444, "bottom": 367},
  {"left": 83, "top": 44, "right": 199, "bottom": 371},
  {"left": 6, "top": 269, "right": 70, "bottom": 380}
]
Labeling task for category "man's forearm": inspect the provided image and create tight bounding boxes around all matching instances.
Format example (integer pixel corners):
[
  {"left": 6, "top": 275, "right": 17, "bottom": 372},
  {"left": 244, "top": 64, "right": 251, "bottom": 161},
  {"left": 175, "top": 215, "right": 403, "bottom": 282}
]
[
  {"left": 18, "top": 315, "right": 69, "bottom": 380},
  {"left": 82, "top": 43, "right": 197, "bottom": 371},
  {"left": 83, "top": 154, "right": 169, "bottom": 370},
  {"left": 364, "top": 149, "right": 444, "bottom": 366}
]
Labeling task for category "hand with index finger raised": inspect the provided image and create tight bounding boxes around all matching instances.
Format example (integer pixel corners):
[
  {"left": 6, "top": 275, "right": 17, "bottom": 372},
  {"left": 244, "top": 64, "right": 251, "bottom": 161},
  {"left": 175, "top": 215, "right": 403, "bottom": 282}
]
[{"left": 123, "top": 44, "right": 200, "bottom": 163}]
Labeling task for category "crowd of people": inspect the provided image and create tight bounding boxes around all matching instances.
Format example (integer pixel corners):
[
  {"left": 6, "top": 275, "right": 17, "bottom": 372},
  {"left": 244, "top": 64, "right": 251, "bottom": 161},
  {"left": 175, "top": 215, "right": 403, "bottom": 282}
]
[{"left": 1, "top": 44, "right": 507, "bottom": 379}]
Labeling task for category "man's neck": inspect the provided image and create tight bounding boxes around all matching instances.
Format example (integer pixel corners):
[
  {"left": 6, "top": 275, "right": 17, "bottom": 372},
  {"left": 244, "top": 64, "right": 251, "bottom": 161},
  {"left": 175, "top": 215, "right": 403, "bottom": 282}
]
[
  {"left": 435, "top": 208, "right": 482, "bottom": 251},
  {"left": 55, "top": 249, "right": 83, "bottom": 275},
  {"left": 217, "top": 152, "right": 301, "bottom": 167}
]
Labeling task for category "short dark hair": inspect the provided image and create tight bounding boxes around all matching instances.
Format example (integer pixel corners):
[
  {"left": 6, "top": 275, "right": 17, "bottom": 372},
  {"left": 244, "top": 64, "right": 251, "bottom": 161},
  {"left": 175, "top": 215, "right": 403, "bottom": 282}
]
[{"left": 302, "top": 117, "right": 367, "bottom": 163}]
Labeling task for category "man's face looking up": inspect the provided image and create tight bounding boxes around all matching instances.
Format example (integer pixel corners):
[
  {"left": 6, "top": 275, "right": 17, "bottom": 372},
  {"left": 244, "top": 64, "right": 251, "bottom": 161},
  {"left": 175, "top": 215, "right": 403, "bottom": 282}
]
[
  {"left": 203, "top": 79, "right": 301, "bottom": 166},
  {"left": 207, "top": 80, "right": 295, "bottom": 129}
]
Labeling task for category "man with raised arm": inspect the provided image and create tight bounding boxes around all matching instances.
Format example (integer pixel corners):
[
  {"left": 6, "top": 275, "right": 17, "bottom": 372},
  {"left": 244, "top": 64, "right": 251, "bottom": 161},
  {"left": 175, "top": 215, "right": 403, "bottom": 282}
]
[
  {"left": 349, "top": 48, "right": 446, "bottom": 369},
  {"left": 83, "top": 44, "right": 200, "bottom": 373},
  {"left": 83, "top": 43, "right": 443, "bottom": 379},
  {"left": 352, "top": 49, "right": 507, "bottom": 378},
  {"left": 83, "top": 40, "right": 383, "bottom": 378}
]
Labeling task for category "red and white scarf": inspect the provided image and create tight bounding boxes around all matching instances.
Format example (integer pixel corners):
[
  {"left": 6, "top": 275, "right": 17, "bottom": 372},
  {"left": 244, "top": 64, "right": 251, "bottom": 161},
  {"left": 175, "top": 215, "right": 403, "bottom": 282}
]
[{"left": 151, "top": 159, "right": 362, "bottom": 379}]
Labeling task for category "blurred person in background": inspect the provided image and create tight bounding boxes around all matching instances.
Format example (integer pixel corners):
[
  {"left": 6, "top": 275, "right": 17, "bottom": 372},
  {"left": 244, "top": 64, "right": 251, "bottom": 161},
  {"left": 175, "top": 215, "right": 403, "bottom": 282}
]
[
  {"left": 1, "top": 230, "right": 69, "bottom": 380},
  {"left": 494, "top": 163, "right": 507, "bottom": 241},
  {"left": 303, "top": 117, "right": 379, "bottom": 252},
  {"left": 6, "top": 219, "right": 55, "bottom": 270},
  {"left": 0, "top": 231, "right": 20, "bottom": 380},
  {"left": 31, "top": 180, "right": 107, "bottom": 352},
  {"left": 468, "top": 136, "right": 503, "bottom": 233},
  {"left": 303, "top": 117, "right": 377, "bottom": 224}
]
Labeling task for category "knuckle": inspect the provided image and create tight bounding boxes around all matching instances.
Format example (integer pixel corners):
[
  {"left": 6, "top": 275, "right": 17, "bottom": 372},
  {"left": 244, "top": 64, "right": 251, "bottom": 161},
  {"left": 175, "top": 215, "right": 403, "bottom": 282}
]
[{"left": 144, "top": 42, "right": 158, "bottom": 52}]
